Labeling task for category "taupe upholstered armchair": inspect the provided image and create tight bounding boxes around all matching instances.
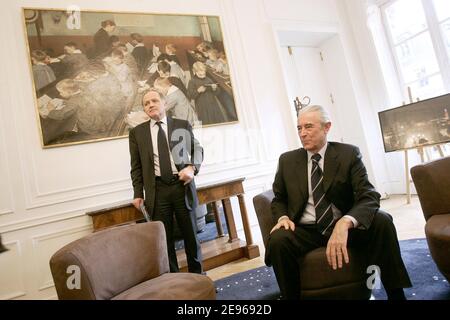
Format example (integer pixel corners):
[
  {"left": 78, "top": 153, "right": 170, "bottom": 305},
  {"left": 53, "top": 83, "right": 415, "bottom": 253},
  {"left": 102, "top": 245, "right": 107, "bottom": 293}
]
[
  {"left": 411, "top": 156, "right": 450, "bottom": 281},
  {"left": 253, "top": 190, "right": 371, "bottom": 299},
  {"left": 50, "top": 221, "right": 216, "bottom": 300}
]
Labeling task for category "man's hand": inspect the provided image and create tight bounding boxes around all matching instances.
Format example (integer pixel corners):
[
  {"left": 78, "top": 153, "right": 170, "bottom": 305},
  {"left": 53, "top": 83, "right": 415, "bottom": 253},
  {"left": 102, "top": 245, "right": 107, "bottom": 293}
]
[
  {"left": 132, "top": 197, "right": 144, "bottom": 210},
  {"left": 270, "top": 216, "right": 295, "bottom": 234},
  {"left": 178, "top": 166, "right": 195, "bottom": 185},
  {"left": 326, "top": 217, "right": 354, "bottom": 270}
]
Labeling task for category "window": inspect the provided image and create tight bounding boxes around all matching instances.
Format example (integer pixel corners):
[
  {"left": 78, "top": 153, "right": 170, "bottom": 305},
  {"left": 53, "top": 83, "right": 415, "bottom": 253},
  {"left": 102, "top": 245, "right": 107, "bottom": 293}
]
[
  {"left": 382, "top": 0, "right": 450, "bottom": 100},
  {"left": 380, "top": 0, "right": 450, "bottom": 159},
  {"left": 434, "top": 0, "right": 450, "bottom": 57}
]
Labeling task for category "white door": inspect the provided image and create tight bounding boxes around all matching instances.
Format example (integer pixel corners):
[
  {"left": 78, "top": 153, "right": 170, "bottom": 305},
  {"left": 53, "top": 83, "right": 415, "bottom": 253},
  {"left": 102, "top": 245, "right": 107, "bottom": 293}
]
[{"left": 280, "top": 45, "right": 343, "bottom": 143}]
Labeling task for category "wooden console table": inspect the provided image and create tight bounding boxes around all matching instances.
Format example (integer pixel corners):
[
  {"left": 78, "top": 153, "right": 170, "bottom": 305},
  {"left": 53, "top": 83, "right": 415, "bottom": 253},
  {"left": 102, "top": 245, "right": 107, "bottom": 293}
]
[{"left": 86, "top": 178, "right": 260, "bottom": 272}]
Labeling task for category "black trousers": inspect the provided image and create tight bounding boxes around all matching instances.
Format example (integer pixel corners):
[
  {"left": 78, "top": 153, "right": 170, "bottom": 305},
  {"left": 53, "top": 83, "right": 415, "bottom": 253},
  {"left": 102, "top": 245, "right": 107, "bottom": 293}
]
[
  {"left": 266, "top": 210, "right": 412, "bottom": 299},
  {"left": 153, "top": 178, "right": 203, "bottom": 274}
]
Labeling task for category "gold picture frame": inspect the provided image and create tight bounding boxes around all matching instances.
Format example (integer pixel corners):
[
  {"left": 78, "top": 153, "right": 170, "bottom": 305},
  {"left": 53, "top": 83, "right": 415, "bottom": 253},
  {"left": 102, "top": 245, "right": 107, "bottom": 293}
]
[{"left": 22, "top": 7, "right": 239, "bottom": 148}]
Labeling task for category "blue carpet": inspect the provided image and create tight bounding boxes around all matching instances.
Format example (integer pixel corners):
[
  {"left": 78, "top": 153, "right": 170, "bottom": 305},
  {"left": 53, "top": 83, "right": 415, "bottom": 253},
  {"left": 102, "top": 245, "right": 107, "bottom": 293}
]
[
  {"left": 175, "top": 212, "right": 228, "bottom": 251},
  {"left": 214, "top": 238, "right": 450, "bottom": 300}
]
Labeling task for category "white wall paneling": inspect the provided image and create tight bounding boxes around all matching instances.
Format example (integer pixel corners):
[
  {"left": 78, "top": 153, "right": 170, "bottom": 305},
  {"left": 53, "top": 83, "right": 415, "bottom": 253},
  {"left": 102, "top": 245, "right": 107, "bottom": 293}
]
[
  {"left": 0, "top": 2, "right": 18, "bottom": 219},
  {"left": 262, "top": 0, "right": 339, "bottom": 23},
  {"left": 0, "top": 240, "right": 26, "bottom": 300},
  {"left": 31, "top": 225, "right": 93, "bottom": 291},
  {"left": 0, "top": 0, "right": 400, "bottom": 299},
  {"left": 0, "top": 124, "right": 15, "bottom": 216}
]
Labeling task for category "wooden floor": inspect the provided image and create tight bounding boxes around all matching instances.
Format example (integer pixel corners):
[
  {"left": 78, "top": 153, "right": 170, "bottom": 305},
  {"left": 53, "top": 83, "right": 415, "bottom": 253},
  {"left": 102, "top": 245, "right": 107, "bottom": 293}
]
[
  {"left": 204, "top": 194, "right": 426, "bottom": 281},
  {"left": 176, "top": 236, "right": 249, "bottom": 272}
]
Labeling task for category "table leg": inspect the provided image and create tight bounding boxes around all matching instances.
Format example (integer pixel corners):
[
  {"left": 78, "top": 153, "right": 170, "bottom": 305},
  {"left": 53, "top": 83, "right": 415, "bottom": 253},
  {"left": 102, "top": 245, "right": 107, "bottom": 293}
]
[
  {"left": 237, "top": 194, "right": 260, "bottom": 259},
  {"left": 237, "top": 194, "right": 253, "bottom": 245},
  {"left": 211, "top": 201, "right": 225, "bottom": 237},
  {"left": 221, "top": 198, "right": 238, "bottom": 243}
]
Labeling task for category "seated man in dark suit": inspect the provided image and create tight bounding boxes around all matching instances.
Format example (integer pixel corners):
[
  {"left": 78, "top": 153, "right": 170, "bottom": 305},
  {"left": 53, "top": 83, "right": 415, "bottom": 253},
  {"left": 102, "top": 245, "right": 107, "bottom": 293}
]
[{"left": 266, "top": 104, "right": 412, "bottom": 300}]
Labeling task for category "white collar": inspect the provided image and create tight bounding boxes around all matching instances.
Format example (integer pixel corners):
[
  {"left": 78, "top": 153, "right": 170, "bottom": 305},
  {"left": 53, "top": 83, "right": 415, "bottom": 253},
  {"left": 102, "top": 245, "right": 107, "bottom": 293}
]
[
  {"left": 307, "top": 142, "right": 328, "bottom": 162},
  {"left": 150, "top": 115, "right": 167, "bottom": 127},
  {"left": 135, "top": 43, "right": 145, "bottom": 48}
]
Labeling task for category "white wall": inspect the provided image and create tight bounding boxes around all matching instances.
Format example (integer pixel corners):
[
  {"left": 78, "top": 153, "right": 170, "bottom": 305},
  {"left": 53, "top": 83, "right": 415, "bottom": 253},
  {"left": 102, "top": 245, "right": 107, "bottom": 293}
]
[
  {"left": 0, "top": 0, "right": 384, "bottom": 299},
  {"left": 263, "top": 0, "right": 339, "bottom": 23}
]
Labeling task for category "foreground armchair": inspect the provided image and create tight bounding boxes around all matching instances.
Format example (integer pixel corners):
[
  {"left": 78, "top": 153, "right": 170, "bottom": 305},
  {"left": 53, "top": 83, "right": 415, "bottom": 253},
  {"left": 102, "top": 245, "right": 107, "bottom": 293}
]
[
  {"left": 411, "top": 156, "right": 450, "bottom": 281},
  {"left": 50, "top": 221, "right": 216, "bottom": 300}
]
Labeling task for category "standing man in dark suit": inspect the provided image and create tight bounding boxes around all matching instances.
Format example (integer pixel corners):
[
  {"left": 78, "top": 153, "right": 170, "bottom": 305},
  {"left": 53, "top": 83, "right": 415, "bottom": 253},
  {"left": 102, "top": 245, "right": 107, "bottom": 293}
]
[
  {"left": 266, "top": 105, "right": 412, "bottom": 300},
  {"left": 129, "top": 88, "right": 203, "bottom": 274}
]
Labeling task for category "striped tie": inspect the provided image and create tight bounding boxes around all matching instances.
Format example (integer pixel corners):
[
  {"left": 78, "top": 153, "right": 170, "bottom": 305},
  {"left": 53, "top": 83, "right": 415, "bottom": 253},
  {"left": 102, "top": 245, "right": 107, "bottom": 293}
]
[{"left": 311, "top": 154, "right": 335, "bottom": 235}]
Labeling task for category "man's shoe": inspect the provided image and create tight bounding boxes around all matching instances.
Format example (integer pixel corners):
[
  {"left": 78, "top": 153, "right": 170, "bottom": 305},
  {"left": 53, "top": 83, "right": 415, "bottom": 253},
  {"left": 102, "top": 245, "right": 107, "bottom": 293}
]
[{"left": 386, "top": 288, "right": 407, "bottom": 300}]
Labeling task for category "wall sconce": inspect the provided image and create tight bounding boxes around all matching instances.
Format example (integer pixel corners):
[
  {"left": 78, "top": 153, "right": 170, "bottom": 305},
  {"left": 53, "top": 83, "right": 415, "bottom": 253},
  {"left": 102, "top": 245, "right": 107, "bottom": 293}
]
[{"left": 294, "top": 96, "right": 311, "bottom": 115}]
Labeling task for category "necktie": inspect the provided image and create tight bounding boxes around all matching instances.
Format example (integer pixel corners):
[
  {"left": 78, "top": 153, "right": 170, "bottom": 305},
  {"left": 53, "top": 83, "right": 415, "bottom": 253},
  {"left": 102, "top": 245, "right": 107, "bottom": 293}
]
[
  {"left": 156, "top": 121, "right": 173, "bottom": 184},
  {"left": 311, "top": 154, "right": 335, "bottom": 235}
]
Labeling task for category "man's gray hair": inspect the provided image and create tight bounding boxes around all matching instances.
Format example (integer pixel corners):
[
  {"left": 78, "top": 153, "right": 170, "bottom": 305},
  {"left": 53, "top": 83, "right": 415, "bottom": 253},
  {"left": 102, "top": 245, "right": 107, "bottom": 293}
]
[
  {"left": 298, "top": 105, "right": 331, "bottom": 124},
  {"left": 141, "top": 87, "right": 166, "bottom": 106}
]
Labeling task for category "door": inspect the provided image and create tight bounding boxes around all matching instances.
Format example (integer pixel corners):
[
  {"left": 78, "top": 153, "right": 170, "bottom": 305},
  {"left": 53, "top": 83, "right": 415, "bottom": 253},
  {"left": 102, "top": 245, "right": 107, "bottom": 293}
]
[{"left": 280, "top": 45, "right": 343, "bottom": 143}]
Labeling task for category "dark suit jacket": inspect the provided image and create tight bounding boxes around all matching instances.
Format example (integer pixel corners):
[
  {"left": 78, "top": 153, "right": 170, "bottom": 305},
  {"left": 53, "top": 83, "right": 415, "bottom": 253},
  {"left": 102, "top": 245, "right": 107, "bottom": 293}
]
[
  {"left": 129, "top": 117, "right": 203, "bottom": 217},
  {"left": 271, "top": 142, "right": 380, "bottom": 230}
]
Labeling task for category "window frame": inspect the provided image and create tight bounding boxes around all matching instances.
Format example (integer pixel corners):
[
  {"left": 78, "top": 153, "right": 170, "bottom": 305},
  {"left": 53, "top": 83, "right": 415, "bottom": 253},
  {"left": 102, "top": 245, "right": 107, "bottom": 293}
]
[{"left": 380, "top": 0, "right": 450, "bottom": 100}]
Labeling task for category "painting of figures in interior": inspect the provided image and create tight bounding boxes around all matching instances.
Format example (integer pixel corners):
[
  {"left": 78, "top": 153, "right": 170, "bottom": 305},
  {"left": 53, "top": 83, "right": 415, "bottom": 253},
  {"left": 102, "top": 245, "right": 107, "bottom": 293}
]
[{"left": 23, "top": 8, "right": 239, "bottom": 148}]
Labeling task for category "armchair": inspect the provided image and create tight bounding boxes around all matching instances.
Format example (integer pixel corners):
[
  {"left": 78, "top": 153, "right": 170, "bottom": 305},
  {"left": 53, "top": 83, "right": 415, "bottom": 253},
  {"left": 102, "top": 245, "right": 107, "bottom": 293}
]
[
  {"left": 411, "top": 156, "right": 450, "bottom": 281},
  {"left": 50, "top": 221, "right": 216, "bottom": 299}
]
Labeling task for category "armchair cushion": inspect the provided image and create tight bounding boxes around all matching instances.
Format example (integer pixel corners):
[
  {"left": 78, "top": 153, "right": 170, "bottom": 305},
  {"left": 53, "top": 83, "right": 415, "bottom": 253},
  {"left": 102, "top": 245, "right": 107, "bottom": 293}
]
[{"left": 112, "top": 273, "right": 216, "bottom": 300}]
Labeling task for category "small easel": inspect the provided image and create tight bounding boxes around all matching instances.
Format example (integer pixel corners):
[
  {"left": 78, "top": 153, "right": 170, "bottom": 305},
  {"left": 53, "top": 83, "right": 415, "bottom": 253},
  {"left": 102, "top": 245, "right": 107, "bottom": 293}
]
[{"left": 403, "top": 87, "right": 446, "bottom": 204}]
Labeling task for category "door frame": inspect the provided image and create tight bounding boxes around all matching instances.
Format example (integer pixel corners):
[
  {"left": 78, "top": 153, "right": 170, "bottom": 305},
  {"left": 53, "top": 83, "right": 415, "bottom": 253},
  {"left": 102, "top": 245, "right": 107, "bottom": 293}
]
[{"left": 269, "top": 20, "right": 340, "bottom": 149}]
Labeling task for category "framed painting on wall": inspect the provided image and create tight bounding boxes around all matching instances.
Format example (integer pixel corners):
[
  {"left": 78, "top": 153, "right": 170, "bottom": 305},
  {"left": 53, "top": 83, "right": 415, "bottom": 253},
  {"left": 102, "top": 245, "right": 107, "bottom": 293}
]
[{"left": 23, "top": 7, "right": 239, "bottom": 148}]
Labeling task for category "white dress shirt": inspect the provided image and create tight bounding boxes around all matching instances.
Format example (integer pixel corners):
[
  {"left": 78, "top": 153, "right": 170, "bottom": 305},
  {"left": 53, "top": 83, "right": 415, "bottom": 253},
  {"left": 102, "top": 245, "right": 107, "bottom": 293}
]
[
  {"left": 149, "top": 117, "right": 178, "bottom": 176},
  {"left": 279, "top": 143, "right": 358, "bottom": 228}
]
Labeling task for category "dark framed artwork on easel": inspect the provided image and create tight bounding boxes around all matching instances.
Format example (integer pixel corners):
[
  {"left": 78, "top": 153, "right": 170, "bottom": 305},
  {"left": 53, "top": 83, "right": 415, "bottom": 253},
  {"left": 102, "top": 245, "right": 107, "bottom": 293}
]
[{"left": 378, "top": 93, "right": 450, "bottom": 153}]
